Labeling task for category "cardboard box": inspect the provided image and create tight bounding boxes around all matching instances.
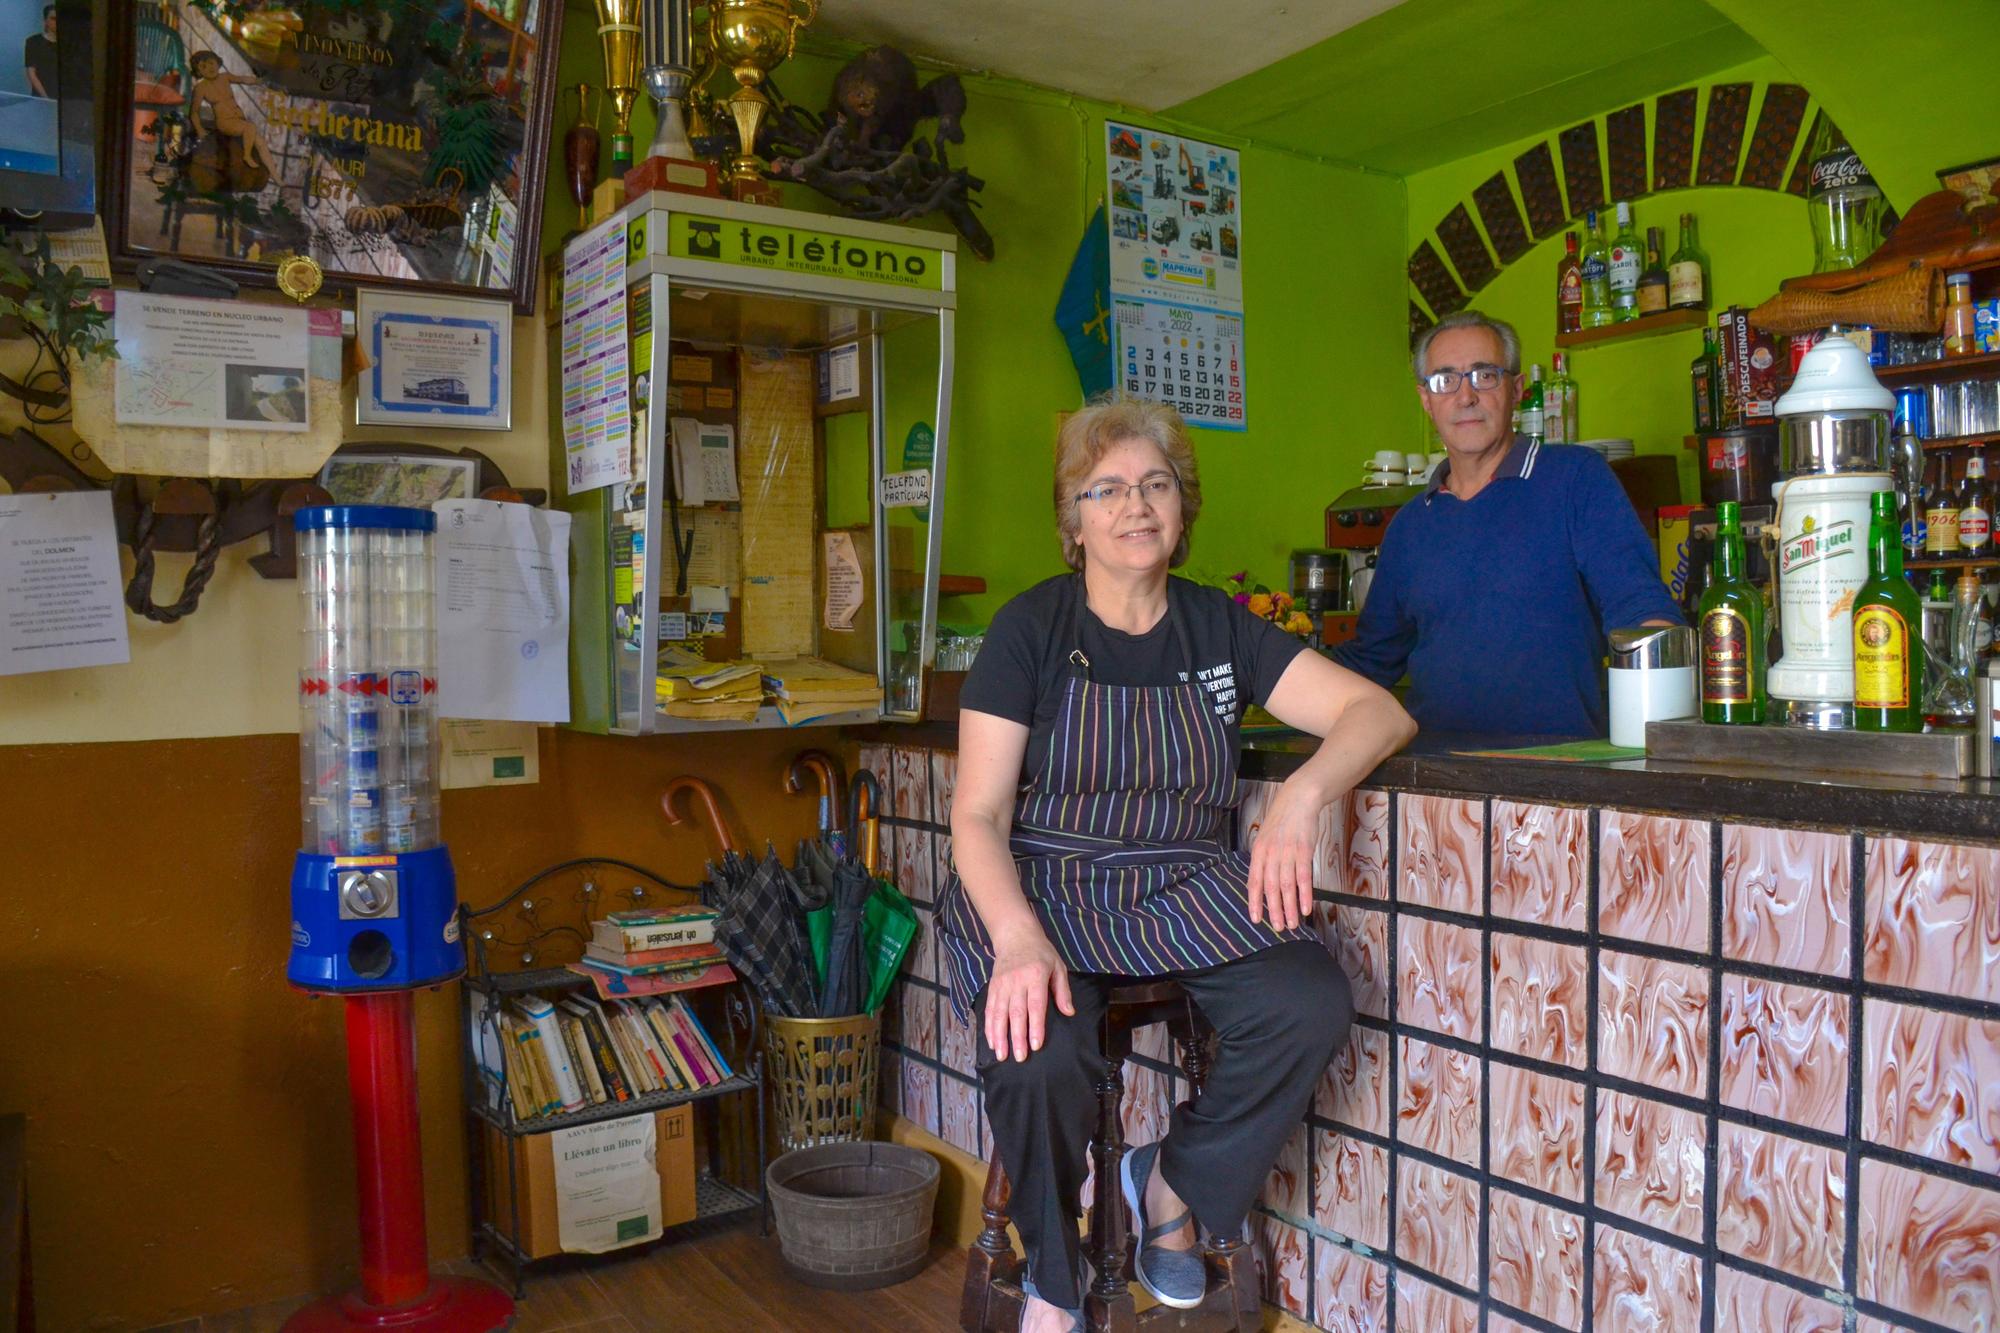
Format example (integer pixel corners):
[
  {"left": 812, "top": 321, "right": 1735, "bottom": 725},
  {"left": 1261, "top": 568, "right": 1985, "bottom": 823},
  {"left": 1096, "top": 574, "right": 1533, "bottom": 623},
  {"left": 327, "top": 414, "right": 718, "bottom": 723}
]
[{"left": 483, "top": 1104, "right": 697, "bottom": 1260}]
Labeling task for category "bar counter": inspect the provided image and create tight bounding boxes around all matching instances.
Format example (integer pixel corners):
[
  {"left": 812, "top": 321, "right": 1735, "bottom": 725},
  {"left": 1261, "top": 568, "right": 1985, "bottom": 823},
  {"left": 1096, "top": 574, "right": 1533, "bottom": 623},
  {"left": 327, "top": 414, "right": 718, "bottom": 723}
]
[{"left": 855, "top": 724, "right": 2000, "bottom": 1332}]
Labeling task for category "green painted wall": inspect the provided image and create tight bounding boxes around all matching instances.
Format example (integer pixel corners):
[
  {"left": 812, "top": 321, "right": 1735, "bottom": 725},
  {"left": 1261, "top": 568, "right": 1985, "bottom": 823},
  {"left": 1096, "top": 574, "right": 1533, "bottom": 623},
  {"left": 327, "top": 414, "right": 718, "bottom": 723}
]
[
  {"left": 552, "top": 6, "right": 1411, "bottom": 620},
  {"left": 1403, "top": 56, "right": 1829, "bottom": 501}
]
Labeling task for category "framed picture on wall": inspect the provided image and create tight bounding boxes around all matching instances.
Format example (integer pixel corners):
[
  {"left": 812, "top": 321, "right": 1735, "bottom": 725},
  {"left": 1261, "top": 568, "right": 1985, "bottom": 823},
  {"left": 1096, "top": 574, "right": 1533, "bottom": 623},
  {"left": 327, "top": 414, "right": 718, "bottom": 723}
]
[
  {"left": 317, "top": 451, "right": 478, "bottom": 508},
  {"left": 103, "top": 0, "right": 564, "bottom": 314},
  {"left": 1938, "top": 155, "right": 2000, "bottom": 210},
  {"left": 355, "top": 289, "right": 512, "bottom": 430}
]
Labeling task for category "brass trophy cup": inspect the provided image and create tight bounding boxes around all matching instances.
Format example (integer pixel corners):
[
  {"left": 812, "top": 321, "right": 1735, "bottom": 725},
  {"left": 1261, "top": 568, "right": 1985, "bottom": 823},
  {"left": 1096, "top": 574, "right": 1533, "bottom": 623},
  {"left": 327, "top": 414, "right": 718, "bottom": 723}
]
[
  {"left": 710, "top": 0, "right": 817, "bottom": 201},
  {"left": 624, "top": 0, "right": 720, "bottom": 199},
  {"left": 594, "top": 0, "right": 644, "bottom": 169}
]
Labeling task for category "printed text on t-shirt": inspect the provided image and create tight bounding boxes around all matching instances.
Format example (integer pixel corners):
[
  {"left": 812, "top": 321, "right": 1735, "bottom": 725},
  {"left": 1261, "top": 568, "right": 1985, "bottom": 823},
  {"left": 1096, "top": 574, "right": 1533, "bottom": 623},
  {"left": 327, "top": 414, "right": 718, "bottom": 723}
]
[{"left": 1178, "top": 663, "right": 1238, "bottom": 719}]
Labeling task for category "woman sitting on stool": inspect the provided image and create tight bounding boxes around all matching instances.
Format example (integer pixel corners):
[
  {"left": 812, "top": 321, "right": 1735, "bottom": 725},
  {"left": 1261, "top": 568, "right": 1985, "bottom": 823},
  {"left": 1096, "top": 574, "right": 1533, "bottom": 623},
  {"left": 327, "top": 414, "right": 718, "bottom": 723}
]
[{"left": 937, "top": 398, "right": 1415, "bottom": 1332}]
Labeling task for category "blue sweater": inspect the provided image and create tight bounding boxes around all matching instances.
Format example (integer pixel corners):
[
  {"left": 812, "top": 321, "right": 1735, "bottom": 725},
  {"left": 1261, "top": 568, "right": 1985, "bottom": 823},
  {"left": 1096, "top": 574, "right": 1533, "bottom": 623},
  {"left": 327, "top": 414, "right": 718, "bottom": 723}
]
[{"left": 1333, "top": 439, "right": 1683, "bottom": 738}]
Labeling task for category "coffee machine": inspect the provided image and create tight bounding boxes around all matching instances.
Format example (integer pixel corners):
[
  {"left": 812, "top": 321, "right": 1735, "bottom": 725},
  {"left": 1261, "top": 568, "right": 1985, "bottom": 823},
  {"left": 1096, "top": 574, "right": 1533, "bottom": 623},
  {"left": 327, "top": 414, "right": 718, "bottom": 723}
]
[{"left": 1320, "top": 480, "right": 1424, "bottom": 645}]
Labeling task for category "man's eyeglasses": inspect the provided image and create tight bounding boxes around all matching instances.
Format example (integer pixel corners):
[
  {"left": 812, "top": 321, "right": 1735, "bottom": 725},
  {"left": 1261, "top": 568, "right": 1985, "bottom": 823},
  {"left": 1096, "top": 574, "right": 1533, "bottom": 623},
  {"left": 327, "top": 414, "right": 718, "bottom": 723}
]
[
  {"left": 1421, "top": 365, "right": 1509, "bottom": 394},
  {"left": 1076, "top": 475, "right": 1180, "bottom": 507}
]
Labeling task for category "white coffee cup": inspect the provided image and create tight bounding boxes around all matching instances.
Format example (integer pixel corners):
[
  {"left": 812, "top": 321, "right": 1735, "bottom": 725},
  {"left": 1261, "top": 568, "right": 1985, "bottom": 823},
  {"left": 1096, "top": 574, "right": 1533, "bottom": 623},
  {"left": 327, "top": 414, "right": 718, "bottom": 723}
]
[
  {"left": 1404, "top": 453, "right": 1427, "bottom": 477},
  {"left": 1363, "top": 470, "right": 1400, "bottom": 487},
  {"left": 1370, "top": 449, "right": 1403, "bottom": 470}
]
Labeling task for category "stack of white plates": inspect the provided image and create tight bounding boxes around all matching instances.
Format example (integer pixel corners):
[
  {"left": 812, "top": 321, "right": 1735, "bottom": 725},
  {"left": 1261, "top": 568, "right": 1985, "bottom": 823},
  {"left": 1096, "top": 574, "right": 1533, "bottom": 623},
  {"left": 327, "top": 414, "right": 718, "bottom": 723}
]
[{"left": 1577, "top": 437, "right": 1635, "bottom": 461}]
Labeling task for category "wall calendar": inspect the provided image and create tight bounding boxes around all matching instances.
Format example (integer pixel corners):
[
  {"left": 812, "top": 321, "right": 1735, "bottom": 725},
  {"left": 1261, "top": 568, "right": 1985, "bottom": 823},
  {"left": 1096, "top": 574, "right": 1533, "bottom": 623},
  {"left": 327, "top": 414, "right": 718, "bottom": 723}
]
[{"left": 1105, "top": 121, "right": 1246, "bottom": 430}]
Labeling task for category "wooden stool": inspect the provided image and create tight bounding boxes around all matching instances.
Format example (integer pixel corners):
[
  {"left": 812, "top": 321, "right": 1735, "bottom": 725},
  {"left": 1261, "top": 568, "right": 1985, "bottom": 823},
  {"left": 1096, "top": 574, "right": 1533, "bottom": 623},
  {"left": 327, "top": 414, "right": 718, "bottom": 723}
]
[{"left": 959, "top": 981, "right": 1262, "bottom": 1333}]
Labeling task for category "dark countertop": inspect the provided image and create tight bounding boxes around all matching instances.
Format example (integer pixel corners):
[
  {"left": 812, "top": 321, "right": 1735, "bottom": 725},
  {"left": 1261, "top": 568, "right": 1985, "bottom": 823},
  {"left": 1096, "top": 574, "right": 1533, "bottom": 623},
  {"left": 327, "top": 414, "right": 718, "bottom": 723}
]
[
  {"left": 1242, "top": 730, "right": 2000, "bottom": 842},
  {"left": 857, "top": 722, "right": 2000, "bottom": 842}
]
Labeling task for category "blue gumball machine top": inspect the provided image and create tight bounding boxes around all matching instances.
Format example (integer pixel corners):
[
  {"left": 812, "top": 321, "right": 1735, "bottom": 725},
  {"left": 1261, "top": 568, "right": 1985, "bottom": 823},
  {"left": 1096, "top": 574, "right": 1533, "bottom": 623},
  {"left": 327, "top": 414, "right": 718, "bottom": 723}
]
[{"left": 289, "top": 505, "right": 461, "bottom": 992}]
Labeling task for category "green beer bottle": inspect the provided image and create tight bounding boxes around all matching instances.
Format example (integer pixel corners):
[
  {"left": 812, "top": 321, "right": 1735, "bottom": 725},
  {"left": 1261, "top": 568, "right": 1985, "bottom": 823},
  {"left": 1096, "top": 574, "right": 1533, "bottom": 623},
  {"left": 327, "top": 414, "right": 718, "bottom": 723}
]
[
  {"left": 1853, "top": 489, "right": 1924, "bottom": 732},
  {"left": 1698, "top": 501, "right": 1766, "bottom": 724}
]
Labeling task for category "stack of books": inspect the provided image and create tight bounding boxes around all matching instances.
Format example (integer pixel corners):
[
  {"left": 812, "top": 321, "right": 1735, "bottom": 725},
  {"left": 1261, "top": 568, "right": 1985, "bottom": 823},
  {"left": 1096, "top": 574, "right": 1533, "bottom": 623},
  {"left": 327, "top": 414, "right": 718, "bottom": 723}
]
[
  {"left": 656, "top": 648, "right": 763, "bottom": 722},
  {"left": 474, "top": 990, "right": 739, "bottom": 1123},
  {"left": 570, "top": 906, "right": 733, "bottom": 997},
  {"left": 759, "top": 657, "right": 880, "bottom": 725}
]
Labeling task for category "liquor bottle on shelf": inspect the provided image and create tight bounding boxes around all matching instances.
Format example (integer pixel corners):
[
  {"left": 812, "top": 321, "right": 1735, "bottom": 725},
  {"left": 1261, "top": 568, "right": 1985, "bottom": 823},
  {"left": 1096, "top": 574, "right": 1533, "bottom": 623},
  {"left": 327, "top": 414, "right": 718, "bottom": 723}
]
[
  {"left": 1608, "top": 203, "right": 1642, "bottom": 323},
  {"left": 1960, "top": 448, "right": 1993, "bottom": 557},
  {"left": 1521, "top": 364, "right": 1546, "bottom": 446},
  {"left": 1667, "top": 212, "right": 1710, "bottom": 311},
  {"left": 1690, "top": 329, "right": 1720, "bottom": 433},
  {"left": 1853, "top": 490, "right": 1924, "bottom": 733},
  {"left": 1579, "top": 210, "right": 1613, "bottom": 329},
  {"left": 1637, "top": 226, "right": 1669, "bottom": 315},
  {"left": 1698, "top": 499, "right": 1766, "bottom": 724},
  {"left": 1556, "top": 232, "right": 1583, "bottom": 335},
  {"left": 1545, "top": 353, "right": 1579, "bottom": 445},
  {"left": 1944, "top": 272, "right": 1979, "bottom": 358},
  {"left": 1926, "top": 452, "right": 1960, "bottom": 557}
]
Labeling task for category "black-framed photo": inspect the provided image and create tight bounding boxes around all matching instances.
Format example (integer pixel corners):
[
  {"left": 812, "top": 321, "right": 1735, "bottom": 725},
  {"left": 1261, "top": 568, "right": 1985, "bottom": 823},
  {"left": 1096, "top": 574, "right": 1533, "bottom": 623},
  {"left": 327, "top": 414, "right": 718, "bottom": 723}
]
[
  {"left": 1938, "top": 155, "right": 2000, "bottom": 210},
  {"left": 106, "top": 0, "right": 564, "bottom": 314}
]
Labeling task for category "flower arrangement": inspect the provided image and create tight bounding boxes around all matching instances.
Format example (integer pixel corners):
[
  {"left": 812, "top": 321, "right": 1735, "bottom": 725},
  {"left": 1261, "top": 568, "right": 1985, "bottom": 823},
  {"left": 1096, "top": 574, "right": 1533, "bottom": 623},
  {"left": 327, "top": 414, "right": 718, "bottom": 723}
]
[{"left": 1221, "top": 570, "right": 1315, "bottom": 639}]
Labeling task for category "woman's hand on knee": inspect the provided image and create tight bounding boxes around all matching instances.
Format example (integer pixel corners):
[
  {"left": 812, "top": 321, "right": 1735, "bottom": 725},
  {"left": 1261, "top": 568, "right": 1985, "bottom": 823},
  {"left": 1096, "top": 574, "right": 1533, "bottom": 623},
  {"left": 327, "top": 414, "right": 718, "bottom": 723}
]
[{"left": 986, "top": 926, "right": 1075, "bottom": 1062}]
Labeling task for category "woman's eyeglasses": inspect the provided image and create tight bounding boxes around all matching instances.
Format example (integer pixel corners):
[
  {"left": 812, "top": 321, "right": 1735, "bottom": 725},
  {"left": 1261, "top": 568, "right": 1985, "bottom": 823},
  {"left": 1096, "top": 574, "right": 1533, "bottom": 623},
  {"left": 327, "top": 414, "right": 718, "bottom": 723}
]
[
  {"left": 1075, "top": 475, "right": 1180, "bottom": 507},
  {"left": 1421, "top": 365, "right": 1508, "bottom": 394}
]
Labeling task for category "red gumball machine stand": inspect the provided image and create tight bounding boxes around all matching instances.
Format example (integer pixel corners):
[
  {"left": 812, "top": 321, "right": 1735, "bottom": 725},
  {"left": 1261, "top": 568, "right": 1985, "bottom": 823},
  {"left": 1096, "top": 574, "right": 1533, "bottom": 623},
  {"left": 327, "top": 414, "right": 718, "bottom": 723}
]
[{"left": 284, "top": 993, "right": 513, "bottom": 1332}]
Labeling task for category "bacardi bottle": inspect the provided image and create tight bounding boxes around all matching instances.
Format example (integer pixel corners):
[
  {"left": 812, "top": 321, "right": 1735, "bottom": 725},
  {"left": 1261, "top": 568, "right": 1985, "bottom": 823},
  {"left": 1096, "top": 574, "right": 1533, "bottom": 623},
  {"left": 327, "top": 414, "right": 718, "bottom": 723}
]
[{"left": 1609, "top": 202, "right": 1642, "bottom": 323}]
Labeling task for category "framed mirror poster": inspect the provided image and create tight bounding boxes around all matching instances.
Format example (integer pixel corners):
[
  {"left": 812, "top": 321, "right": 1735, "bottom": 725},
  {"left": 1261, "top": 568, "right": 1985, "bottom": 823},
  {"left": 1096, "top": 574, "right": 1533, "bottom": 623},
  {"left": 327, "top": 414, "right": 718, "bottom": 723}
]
[{"left": 106, "top": 1, "right": 564, "bottom": 313}]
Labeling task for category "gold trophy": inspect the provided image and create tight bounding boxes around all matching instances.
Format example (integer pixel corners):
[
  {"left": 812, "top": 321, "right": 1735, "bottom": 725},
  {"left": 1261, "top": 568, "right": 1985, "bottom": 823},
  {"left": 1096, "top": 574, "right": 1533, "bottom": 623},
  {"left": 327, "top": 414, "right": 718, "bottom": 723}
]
[
  {"left": 594, "top": 0, "right": 643, "bottom": 169},
  {"left": 709, "top": 0, "right": 817, "bottom": 199}
]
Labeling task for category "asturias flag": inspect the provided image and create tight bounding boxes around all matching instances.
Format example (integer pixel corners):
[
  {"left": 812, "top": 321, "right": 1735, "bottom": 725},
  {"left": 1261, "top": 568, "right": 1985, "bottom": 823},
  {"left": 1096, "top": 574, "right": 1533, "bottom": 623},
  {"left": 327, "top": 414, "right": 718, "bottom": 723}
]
[{"left": 1053, "top": 206, "right": 1113, "bottom": 399}]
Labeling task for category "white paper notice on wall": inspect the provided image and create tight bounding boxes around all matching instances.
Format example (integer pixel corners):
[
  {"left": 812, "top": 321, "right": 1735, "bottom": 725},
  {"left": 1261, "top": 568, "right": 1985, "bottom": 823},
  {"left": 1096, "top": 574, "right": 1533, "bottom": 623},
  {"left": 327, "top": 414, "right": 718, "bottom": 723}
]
[
  {"left": 552, "top": 1114, "right": 661, "bottom": 1254},
  {"left": 0, "top": 490, "right": 130, "bottom": 677},
  {"left": 823, "top": 531, "right": 863, "bottom": 630},
  {"left": 881, "top": 469, "right": 931, "bottom": 509},
  {"left": 113, "top": 292, "right": 311, "bottom": 432},
  {"left": 434, "top": 499, "right": 571, "bottom": 723}
]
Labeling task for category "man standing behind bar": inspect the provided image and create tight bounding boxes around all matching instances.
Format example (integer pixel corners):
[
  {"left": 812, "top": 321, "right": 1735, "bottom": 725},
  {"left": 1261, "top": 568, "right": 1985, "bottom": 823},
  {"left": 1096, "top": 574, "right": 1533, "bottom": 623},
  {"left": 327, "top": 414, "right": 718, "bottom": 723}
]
[{"left": 1333, "top": 311, "right": 1681, "bottom": 738}]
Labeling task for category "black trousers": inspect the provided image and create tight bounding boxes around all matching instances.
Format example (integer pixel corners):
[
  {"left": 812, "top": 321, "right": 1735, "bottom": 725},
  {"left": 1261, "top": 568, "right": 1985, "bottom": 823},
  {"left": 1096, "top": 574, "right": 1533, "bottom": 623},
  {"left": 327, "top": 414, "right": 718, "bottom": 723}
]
[{"left": 976, "top": 939, "right": 1353, "bottom": 1309}]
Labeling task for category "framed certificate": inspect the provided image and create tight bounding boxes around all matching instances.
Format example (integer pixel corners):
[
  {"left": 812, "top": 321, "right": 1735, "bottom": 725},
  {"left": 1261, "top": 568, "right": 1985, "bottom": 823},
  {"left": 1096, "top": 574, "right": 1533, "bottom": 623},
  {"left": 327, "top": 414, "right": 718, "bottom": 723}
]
[{"left": 356, "top": 290, "right": 512, "bottom": 431}]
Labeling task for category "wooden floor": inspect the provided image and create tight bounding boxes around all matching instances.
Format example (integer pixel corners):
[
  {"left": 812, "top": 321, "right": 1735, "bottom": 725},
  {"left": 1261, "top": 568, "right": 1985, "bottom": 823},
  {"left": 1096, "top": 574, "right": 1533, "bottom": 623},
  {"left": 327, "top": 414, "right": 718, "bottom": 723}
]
[{"left": 141, "top": 1222, "right": 970, "bottom": 1332}]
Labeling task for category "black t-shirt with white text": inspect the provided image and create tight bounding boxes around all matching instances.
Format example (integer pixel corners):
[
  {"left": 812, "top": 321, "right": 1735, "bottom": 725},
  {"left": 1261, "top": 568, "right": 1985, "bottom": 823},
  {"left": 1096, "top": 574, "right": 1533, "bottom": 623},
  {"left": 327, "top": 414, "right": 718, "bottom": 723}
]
[{"left": 961, "top": 574, "right": 1306, "bottom": 781}]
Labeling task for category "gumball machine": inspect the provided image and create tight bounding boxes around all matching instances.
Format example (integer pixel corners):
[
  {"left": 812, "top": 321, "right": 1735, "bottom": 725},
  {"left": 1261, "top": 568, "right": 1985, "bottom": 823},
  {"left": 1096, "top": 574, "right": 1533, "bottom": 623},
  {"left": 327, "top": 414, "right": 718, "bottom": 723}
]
[{"left": 284, "top": 506, "right": 511, "bottom": 1332}]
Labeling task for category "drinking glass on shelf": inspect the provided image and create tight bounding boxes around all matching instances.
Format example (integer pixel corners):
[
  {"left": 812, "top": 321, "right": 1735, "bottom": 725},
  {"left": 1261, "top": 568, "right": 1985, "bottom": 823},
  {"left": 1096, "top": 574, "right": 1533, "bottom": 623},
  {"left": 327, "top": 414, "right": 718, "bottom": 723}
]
[
  {"left": 1931, "top": 381, "right": 1963, "bottom": 440},
  {"left": 1969, "top": 379, "right": 2000, "bottom": 436}
]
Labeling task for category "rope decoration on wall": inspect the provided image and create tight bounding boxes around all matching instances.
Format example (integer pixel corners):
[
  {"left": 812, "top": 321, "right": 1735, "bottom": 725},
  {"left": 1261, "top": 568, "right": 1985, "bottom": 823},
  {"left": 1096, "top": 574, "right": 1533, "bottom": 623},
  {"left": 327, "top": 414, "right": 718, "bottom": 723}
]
[{"left": 1406, "top": 82, "right": 1874, "bottom": 338}]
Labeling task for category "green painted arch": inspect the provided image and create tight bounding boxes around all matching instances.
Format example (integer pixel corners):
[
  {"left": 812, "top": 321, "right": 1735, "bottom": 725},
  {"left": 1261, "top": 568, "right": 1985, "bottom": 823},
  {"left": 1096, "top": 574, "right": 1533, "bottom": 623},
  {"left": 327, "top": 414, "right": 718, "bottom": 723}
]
[{"left": 1406, "top": 79, "right": 1881, "bottom": 339}]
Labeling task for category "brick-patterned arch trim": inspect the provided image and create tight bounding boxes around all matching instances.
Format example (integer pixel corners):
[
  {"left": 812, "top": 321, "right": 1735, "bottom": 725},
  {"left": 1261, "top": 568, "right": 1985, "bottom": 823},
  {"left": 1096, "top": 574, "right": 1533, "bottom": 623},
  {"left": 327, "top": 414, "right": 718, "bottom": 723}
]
[{"left": 1406, "top": 82, "right": 1874, "bottom": 340}]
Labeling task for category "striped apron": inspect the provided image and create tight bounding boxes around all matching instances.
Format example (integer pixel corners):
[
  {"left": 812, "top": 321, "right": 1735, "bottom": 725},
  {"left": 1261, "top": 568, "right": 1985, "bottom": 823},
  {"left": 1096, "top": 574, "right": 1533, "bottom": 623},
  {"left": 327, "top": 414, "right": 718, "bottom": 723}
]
[{"left": 937, "top": 581, "right": 1316, "bottom": 1023}]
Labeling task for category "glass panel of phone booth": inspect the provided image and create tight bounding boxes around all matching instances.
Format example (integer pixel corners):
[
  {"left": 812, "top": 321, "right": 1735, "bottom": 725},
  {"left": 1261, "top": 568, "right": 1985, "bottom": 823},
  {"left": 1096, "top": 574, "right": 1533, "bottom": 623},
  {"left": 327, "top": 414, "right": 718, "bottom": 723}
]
[
  {"left": 600, "top": 279, "right": 943, "bottom": 733},
  {"left": 877, "top": 316, "right": 948, "bottom": 719}
]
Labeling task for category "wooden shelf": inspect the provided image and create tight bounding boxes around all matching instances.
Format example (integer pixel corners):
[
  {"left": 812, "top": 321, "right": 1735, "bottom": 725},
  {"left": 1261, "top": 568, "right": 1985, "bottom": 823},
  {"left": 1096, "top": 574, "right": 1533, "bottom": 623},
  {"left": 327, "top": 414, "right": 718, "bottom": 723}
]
[
  {"left": 1907, "top": 557, "right": 2000, "bottom": 570},
  {"left": 1555, "top": 308, "right": 1707, "bottom": 350},
  {"left": 1874, "top": 351, "right": 2000, "bottom": 386},
  {"left": 1922, "top": 433, "right": 2000, "bottom": 452}
]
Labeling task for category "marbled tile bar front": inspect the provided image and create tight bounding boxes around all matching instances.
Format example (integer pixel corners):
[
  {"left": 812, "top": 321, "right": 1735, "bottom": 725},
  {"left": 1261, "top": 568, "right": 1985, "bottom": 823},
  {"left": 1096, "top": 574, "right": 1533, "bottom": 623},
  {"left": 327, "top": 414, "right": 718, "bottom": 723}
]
[{"left": 872, "top": 754, "right": 2000, "bottom": 1332}]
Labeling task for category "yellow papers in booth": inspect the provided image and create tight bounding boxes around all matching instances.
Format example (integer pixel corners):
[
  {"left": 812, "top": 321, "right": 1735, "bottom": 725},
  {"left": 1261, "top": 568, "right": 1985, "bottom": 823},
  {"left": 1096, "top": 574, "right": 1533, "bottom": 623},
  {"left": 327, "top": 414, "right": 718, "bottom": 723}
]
[
  {"left": 760, "top": 657, "right": 879, "bottom": 725},
  {"left": 656, "top": 647, "right": 764, "bottom": 721}
]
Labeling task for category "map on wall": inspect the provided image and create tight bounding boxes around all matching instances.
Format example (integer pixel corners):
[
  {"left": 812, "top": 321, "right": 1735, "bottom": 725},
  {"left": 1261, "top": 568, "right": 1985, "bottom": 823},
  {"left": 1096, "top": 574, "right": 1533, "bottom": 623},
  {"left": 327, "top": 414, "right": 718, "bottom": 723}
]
[{"left": 1105, "top": 122, "right": 1245, "bottom": 430}]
